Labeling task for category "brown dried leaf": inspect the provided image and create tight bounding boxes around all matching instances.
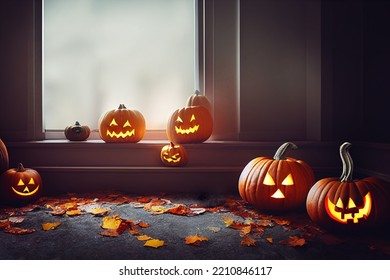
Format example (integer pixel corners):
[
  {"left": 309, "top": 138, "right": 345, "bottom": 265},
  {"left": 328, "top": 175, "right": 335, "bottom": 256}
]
[
  {"left": 281, "top": 235, "right": 306, "bottom": 247},
  {"left": 241, "top": 236, "right": 256, "bottom": 247},
  {"left": 0, "top": 219, "right": 10, "bottom": 229},
  {"left": 99, "top": 229, "right": 119, "bottom": 237},
  {"left": 266, "top": 237, "right": 273, "bottom": 244},
  {"left": 42, "top": 222, "right": 61, "bottom": 231},
  {"left": 3, "top": 226, "right": 36, "bottom": 235},
  {"left": 240, "top": 225, "right": 252, "bottom": 237},
  {"left": 137, "top": 197, "right": 152, "bottom": 203},
  {"left": 166, "top": 204, "right": 191, "bottom": 216},
  {"left": 138, "top": 221, "right": 150, "bottom": 228},
  {"left": 144, "top": 239, "right": 165, "bottom": 248}
]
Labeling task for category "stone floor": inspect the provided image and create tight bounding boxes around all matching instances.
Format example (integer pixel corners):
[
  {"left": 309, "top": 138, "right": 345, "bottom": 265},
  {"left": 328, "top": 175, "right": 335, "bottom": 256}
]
[{"left": 0, "top": 191, "right": 389, "bottom": 260}]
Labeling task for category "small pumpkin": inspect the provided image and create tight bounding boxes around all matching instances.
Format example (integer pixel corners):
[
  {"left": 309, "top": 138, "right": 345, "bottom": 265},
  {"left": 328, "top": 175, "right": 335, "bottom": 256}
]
[
  {"left": 98, "top": 104, "right": 146, "bottom": 143},
  {"left": 0, "top": 138, "right": 9, "bottom": 174},
  {"left": 238, "top": 142, "right": 315, "bottom": 212},
  {"left": 0, "top": 163, "right": 43, "bottom": 205},
  {"left": 64, "top": 121, "right": 91, "bottom": 141},
  {"left": 166, "top": 106, "right": 213, "bottom": 144},
  {"left": 186, "top": 90, "right": 212, "bottom": 115},
  {"left": 160, "top": 142, "right": 188, "bottom": 167},
  {"left": 306, "top": 142, "right": 390, "bottom": 230}
]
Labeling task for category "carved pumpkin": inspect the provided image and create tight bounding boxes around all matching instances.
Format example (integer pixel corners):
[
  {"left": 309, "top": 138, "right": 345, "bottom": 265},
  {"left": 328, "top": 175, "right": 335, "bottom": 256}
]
[
  {"left": 306, "top": 142, "right": 390, "bottom": 230},
  {"left": 64, "top": 121, "right": 91, "bottom": 141},
  {"left": 160, "top": 142, "right": 188, "bottom": 167},
  {"left": 98, "top": 104, "right": 145, "bottom": 143},
  {"left": 167, "top": 106, "right": 213, "bottom": 144},
  {"left": 0, "top": 138, "right": 9, "bottom": 174},
  {"left": 238, "top": 142, "right": 315, "bottom": 212},
  {"left": 0, "top": 163, "right": 43, "bottom": 205},
  {"left": 186, "top": 90, "right": 212, "bottom": 115}
]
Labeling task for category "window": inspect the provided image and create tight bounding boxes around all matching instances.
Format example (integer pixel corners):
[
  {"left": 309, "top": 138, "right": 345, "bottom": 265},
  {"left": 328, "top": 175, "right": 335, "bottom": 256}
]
[{"left": 43, "top": 0, "right": 197, "bottom": 136}]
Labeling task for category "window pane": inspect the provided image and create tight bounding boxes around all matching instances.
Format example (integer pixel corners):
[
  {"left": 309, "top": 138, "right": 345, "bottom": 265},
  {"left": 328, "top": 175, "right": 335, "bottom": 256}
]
[{"left": 43, "top": 0, "right": 195, "bottom": 130}]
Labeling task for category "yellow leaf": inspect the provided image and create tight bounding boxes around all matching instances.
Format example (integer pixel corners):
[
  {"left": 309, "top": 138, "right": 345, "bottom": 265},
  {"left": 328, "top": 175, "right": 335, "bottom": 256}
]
[
  {"left": 223, "top": 217, "right": 234, "bottom": 227},
  {"left": 42, "top": 222, "right": 61, "bottom": 231},
  {"left": 101, "top": 215, "right": 122, "bottom": 230},
  {"left": 90, "top": 208, "right": 110, "bottom": 216},
  {"left": 185, "top": 234, "right": 208, "bottom": 246},
  {"left": 144, "top": 239, "right": 165, "bottom": 248},
  {"left": 66, "top": 209, "right": 81, "bottom": 216},
  {"left": 137, "top": 235, "right": 152, "bottom": 241},
  {"left": 266, "top": 237, "right": 273, "bottom": 244},
  {"left": 150, "top": 205, "right": 167, "bottom": 215}
]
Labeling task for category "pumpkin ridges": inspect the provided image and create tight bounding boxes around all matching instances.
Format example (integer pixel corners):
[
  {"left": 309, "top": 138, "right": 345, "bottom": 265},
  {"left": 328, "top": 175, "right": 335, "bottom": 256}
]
[{"left": 0, "top": 138, "right": 9, "bottom": 174}]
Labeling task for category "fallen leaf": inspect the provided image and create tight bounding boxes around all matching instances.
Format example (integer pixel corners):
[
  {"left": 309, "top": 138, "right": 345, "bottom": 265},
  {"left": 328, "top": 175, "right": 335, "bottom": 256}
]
[
  {"left": 166, "top": 204, "right": 191, "bottom": 216},
  {"left": 185, "top": 234, "right": 209, "bottom": 246},
  {"left": 241, "top": 236, "right": 256, "bottom": 246},
  {"left": 144, "top": 239, "right": 165, "bottom": 248},
  {"left": 137, "top": 221, "right": 150, "bottom": 228},
  {"left": 150, "top": 205, "right": 167, "bottom": 215},
  {"left": 266, "top": 237, "right": 273, "bottom": 244},
  {"left": 66, "top": 209, "right": 81, "bottom": 216},
  {"left": 49, "top": 209, "right": 66, "bottom": 216},
  {"left": 137, "top": 235, "right": 152, "bottom": 241},
  {"left": 188, "top": 207, "right": 206, "bottom": 216},
  {"left": 42, "top": 222, "right": 61, "bottom": 231},
  {"left": 101, "top": 215, "right": 122, "bottom": 230},
  {"left": 272, "top": 217, "right": 290, "bottom": 226},
  {"left": 240, "top": 225, "right": 252, "bottom": 237},
  {"left": 3, "top": 226, "right": 36, "bottom": 235},
  {"left": 90, "top": 208, "right": 110, "bottom": 216},
  {"left": 137, "top": 197, "right": 152, "bottom": 203},
  {"left": 8, "top": 216, "right": 25, "bottom": 224},
  {"left": 223, "top": 217, "right": 235, "bottom": 227},
  {"left": 99, "top": 229, "right": 119, "bottom": 237},
  {"left": 0, "top": 219, "right": 10, "bottom": 229},
  {"left": 207, "top": 226, "right": 221, "bottom": 233},
  {"left": 281, "top": 235, "right": 306, "bottom": 247}
]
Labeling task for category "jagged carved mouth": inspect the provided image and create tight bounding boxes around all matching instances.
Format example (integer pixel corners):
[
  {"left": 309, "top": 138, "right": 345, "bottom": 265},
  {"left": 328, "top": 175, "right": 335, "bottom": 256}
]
[
  {"left": 325, "top": 192, "right": 372, "bottom": 224},
  {"left": 106, "top": 129, "right": 135, "bottom": 138},
  {"left": 163, "top": 154, "right": 182, "bottom": 163},
  {"left": 175, "top": 125, "right": 199, "bottom": 135},
  {"left": 12, "top": 185, "right": 40, "bottom": 196}
]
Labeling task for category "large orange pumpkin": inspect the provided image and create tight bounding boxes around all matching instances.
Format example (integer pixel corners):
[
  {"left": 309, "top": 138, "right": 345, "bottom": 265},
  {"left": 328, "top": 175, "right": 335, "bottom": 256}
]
[
  {"left": 166, "top": 106, "right": 213, "bottom": 144},
  {"left": 0, "top": 138, "right": 9, "bottom": 174},
  {"left": 238, "top": 142, "right": 315, "bottom": 212},
  {"left": 98, "top": 104, "right": 146, "bottom": 143},
  {"left": 0, "top": 163, "right": 43, "bottom": 206},
  {"left": 306, "top": 142, "right": 390, "bottom": 230}
]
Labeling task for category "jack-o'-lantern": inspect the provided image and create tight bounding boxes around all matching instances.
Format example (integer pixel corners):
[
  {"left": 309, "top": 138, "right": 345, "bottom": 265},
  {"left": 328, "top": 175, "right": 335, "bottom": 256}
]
[
  {"left": 306, "top": 142, "right": 390, "bottom": 230},
  {"left": 167, "top": 106, "right": 213, "bottom": 144},
  {"left": 160, "top": 142, "right": 188, "bottom": 167},
  {"left": 0, "top": 163, "right": 43, "bottom": 205},
  {"left": 186, "top": 90, "right": 212, "bottom": 115},
  {"left": 238, "top": 142, "right": 315, "bottom": 212},
  {"left": 64, "top": 121, "right": 91, "bottom": 141},
  {"left": 0, "top": 138, "right": 9, "bottom": 174},
  {"left": 98, "top": 104, "right": 146, "bottom": 143}
]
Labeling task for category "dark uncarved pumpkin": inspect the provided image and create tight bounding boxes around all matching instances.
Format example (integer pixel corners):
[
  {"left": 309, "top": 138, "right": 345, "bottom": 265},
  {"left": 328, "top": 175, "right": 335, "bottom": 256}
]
[
  {"left": 65, "top": 121, "right": 91, "bottom": 141},
  {"left": 0, "top": 138, "right": 9, "bottom": 174},
  {"left": 306, "top": 142, "right": 390, "bottom": 230},
  {"left": 238, "top": 142, "right": 315, "bottom": 212}
]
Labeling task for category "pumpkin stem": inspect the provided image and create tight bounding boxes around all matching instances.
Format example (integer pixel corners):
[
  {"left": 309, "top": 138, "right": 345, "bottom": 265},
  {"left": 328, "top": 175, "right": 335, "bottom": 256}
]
[
  {"left": 273, "top": 142, "right": 297, "bottom": 160},
  {"left": 170, "top": 142, "right": 175, "bottom": 147},
  {"left": 194, "top": 90, "right": 200, "bottom": 96},
  {"left": 16, "top": 163, "right": 26, "bottom": 172},
  {"left": 118, "top": 104, "right": 127, "bottom": 109},
  {"left": 339, "top": 142, "right": 353, "bottom": 182},
  {"left": 75, "top": 121, "right": 80, "bottom": 126}
]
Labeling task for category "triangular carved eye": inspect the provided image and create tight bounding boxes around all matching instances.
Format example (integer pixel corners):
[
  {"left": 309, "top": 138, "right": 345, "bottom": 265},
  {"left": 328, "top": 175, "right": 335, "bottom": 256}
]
[
  {"left": 281, "top": 174, "right": 294, "bottom": 185},
  {"left": 348, "top": 198, "right": 356, "bottom": 209},
  {"left": 123, "top": 120, "right": 131, "bottom": 127},
  {"left": 263, "top": 172, "right": 275, "bottom": 186},
  {"left": 17, "top": 179, "right": 25, "bottom": 186},
  {"left": 190, "top": 114, "right": 196, "bottom": 122},
  {"left": 28, "top": 178, "right": 35, "bottom": 185},
  {"left": 336, "top": 198, "right": 343, "bottom": 208},
  {"left": 110, "top": 118, "right": 118, "bottom": 126},
  {"left": 176, "top": 116, "right": 183, "bottom": 123}
]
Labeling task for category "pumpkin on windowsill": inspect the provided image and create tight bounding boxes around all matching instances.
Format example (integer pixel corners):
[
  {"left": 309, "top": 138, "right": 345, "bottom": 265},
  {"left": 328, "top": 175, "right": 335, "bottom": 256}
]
[
  {"left": 0, "top": 163, "right": 43, "bottom": 206},
  {"left": 64, "top": 121, "right": 91, "bottom": 141},
  {"left": 98, "top": 104, "right": 146, "bottom": 143},
  {"left": 166, "top": 106, "right": 213, "bottom": 144},
  {"left": 306, "top": 142, "right": 390, "bottom": 231},
  {"left": 160, "top": 142, "right": 188, "bottom": 167},
  {"left": 0, "top": 138, "right": 9, "bottom": 174},
  {"left": 238, "top": 142, "right": 315, "bottom": 212},
  {"left": 186, "top": 90, "right": 212, "bottom": 115}
]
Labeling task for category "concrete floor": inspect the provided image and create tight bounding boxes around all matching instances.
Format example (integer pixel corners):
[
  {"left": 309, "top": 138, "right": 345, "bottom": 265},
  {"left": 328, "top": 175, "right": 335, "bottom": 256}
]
[{"left": 0, "top": 192, "right": 389, "bottom": 260}]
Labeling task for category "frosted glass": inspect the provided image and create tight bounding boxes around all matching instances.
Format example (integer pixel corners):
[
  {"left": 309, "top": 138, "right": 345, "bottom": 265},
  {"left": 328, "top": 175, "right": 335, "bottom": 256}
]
[{"left": 43, "top": 0, "right": 195, "bottom": 130}]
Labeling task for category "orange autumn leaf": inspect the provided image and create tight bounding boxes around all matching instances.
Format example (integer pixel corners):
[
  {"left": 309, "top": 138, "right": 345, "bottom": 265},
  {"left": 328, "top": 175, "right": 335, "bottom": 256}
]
[
  {"left": 90, "top": 208, "right": 110, "bottom": 216},
  {"left": 49, "top": 209, "right": 66, "bottom": 216},
  {"left": 101, "top": 215, "right": 122, "bottom": 230},
  {"left": 281, "top": 235, "right": 306, "bottom": 247},
  {"left": 62, "top": 202, "right": 78, "bottom": 211},
  {"left": 241, "top": 235, "right": 256, "bottom": 247},
  {"left": 223, "top": 217, "right": 235, "bottom": 227},
  {"left": 144, "top": 239, "right": 165, "bottom": 248},
  {"left": 99, "top": 229, "right": 119, "bottom": 237},
  {"left": 185, "top": 234, "right": 208, "bottom": 246},
  {"left": 137, "top": 197, "right": 152, "bottom": 203},
  {"left": 3, "top": 226, "right": 36, "bottom": 235},
  {"left": 41, "top": 222, "right": 61, "bottom": 231},
  {"left": 266, "top": 237, "right": 273, "bottom": 244},
  {"left": 138, "top": 221, "right": 150, "bottom": 228},
  {"left": 66, "top": 209, "right": 81, "bottom": 216},
  {"left": 0, "top": 219, "right": 10, "bottom": 229},
  {"left": 240, "top": 225, "right": 252, "bottom": 237},
  {"left": 137, "top": 235, "right": 152, "bottom": 241},
  {"left": 166, "top": 204, "right": 191, "bottom": 216}
]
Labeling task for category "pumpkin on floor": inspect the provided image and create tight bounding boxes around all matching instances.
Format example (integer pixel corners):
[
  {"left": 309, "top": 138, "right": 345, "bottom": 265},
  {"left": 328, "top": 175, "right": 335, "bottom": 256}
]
[
  {"left": 306, "top": 142, "right": 390, "bottom": 230},
  {"left": 64, "top": 121, "right": 91, "bottom": 141},
  {"left": 0, "top": 138, "right": 9, "bottom": 174},
  {"left": 160, "top": 142, "right": 188, "bottom": 167},
  {"left": 0, "top": 163, "right": 43, "bottom": 206},
  {"left": 167, "top": 106, "right": 213, "bottom": 144},
  {"left": 186, "top": 90, "right": 212, "bottom": 115},
  {"left": 238, "top": 142, "right": 315, "bottom": 212},
  {"left": 98, "top": 104, "right": 146, "bottom": 143}
]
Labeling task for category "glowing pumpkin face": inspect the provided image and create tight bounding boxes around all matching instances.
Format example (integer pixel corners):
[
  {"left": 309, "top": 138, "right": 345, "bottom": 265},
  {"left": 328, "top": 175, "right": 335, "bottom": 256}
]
[
  {"left": 307, "top": 142, "right": 390, "bottom": 230},
  {"left": 0, "top": 163, "right": 43, "bottom": 206},
  {"left": 160, "top": 142, "right": 188, "bottom": 167},
  {"left": 98, "top": 104, "right": 145, "bottom": 143},
  {"left": 238, "top": 142, "right": 315, "bottom": 212},
  {"left": 167, "top": 106, "right": 213, "bottom": 144}
]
